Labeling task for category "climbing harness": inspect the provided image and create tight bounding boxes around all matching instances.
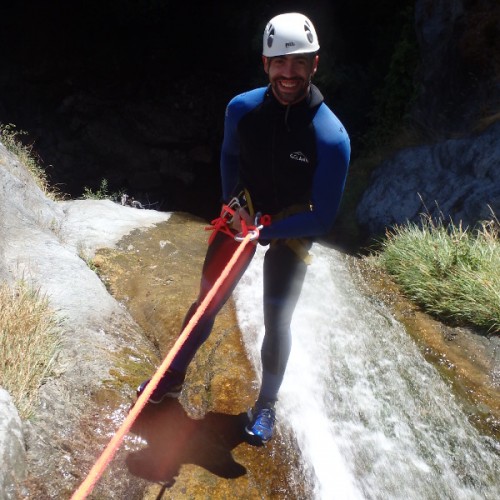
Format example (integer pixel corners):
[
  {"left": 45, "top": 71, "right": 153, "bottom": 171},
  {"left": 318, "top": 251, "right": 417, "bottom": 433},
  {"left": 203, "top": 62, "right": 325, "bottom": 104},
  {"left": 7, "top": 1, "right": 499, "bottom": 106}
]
[
  {"left": 205, "top": 196, "right": 242, "bottom": 244},
  {"left": 206, "top": 192, "right": 311, "bottom": 263},
  {"left": 206, "top": 191, "right": 271, "bottom": 244}
]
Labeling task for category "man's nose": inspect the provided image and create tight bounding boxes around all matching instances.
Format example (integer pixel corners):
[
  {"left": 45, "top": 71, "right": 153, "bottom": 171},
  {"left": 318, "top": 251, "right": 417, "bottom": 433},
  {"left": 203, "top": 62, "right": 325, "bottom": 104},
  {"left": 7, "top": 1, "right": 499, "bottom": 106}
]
[{"left": 281, "top": 59, "right": 295, "bottom": 77}]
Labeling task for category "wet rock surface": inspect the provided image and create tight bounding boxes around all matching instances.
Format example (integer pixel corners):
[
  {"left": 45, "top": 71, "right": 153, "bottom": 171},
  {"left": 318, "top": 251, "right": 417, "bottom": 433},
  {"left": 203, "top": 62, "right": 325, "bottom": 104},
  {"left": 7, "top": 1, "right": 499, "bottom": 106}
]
[
  {"left": 356, "top": 120, "right": 500, "bottom": 238},
  {"left": 89, "top": 212, "right": 500, "bottom": 497},
  {"left": 0, "top": 389, "right": 26, "bottom": 497},
  {"left": 351, "top": 256, "right": 500, "bottom": 441},
  {"left": 2, "top": 154, "right": 498, "bottom": 497},
  {"left": 93, "top": 213, "right": 311, "bottom": 499},
  {"left": 0, "top": 140, "right": 167, "bottom": 499},
  {"left": 2, "top": 203, "right": 497, "bottom": 498}
]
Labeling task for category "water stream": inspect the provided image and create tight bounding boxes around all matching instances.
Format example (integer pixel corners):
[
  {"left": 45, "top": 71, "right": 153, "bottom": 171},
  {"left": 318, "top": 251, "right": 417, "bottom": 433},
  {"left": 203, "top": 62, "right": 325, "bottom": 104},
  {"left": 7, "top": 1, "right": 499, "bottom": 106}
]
[{"left": 234, "top": 244, "right": 500, "bottom": 499}]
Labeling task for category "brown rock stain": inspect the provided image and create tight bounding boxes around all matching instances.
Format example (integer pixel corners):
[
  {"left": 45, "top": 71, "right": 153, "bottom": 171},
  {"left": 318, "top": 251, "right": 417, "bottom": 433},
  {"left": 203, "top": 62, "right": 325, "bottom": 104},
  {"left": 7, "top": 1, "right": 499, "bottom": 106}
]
[{"left": 351, "top": 256, "right": 500, "bottom": 440}]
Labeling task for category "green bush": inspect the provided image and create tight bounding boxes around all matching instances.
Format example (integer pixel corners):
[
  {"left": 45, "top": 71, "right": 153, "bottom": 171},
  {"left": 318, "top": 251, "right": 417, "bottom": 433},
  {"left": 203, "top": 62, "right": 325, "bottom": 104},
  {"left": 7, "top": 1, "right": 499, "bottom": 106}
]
[{"left": 82, "top": 178, "right": 111, "bottom": 200}]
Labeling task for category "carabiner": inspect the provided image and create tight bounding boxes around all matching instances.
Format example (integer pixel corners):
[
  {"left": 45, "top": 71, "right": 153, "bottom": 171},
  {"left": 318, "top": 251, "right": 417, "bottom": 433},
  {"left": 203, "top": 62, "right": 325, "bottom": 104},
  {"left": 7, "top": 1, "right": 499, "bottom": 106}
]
[{"left": 234, "top": 227, "right": 260, "bottom": 242}]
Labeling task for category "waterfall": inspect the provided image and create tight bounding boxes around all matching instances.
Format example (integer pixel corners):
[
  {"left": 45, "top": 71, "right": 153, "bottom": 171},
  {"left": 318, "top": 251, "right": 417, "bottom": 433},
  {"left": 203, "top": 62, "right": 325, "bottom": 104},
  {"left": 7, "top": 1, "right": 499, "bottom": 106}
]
[{"left": 234, "top": 244, "right": 500, "bottom": 499}]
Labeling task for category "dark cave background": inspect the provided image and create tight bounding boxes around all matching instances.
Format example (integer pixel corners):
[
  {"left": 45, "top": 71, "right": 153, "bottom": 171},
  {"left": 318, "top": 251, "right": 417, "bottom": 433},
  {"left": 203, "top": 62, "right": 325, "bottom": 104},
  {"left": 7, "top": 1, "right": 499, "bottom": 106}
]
[{"left": 0, "top": 0, "right": 416, "bottom": 221}]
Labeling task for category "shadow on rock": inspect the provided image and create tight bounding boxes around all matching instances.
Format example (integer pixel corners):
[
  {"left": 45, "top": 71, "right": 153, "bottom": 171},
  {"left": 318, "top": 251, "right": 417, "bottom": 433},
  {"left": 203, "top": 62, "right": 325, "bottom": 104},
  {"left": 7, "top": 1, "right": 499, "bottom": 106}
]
[{"left": 126, "top": 399, "right": 249, "bottom": 485}]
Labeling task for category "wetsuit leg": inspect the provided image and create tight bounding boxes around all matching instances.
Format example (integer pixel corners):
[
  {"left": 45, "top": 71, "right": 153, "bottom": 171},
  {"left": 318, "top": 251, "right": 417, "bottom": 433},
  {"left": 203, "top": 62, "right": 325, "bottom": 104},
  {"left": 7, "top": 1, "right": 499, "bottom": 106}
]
[
  {"left": 170, "top": 230, "right": 256, "bottom": 373},
  {"left": 258, "top": 241, "right": 308, "bottom": 403}
]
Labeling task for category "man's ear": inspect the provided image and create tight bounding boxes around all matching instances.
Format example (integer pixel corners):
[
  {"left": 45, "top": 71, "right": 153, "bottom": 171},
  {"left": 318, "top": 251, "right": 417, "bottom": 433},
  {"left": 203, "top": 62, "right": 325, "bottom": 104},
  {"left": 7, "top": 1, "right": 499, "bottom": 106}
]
[
  {"left": 311, "top": 54, "right": 319, "bottom": 76},
  {"left": 262, "top": 55, "right": 270, "bottom": 74}
]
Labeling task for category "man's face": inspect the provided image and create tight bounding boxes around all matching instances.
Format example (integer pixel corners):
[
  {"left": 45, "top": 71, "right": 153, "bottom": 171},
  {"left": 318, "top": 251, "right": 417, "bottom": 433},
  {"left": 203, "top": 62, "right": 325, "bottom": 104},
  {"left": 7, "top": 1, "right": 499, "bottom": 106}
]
[{"left": 263, "top": 53, "right": 319, "bottom": 105}]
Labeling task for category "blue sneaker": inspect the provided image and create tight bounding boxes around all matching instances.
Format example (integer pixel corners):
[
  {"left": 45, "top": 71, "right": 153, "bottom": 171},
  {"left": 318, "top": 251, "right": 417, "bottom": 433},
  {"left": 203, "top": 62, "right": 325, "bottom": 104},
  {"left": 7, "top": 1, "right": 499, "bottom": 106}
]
[
  {"left": 245, "top": 405, "right": 276, "bottom": 444},
  {"left": 136, "top": 369, "right": 185, "bottom": 404}
]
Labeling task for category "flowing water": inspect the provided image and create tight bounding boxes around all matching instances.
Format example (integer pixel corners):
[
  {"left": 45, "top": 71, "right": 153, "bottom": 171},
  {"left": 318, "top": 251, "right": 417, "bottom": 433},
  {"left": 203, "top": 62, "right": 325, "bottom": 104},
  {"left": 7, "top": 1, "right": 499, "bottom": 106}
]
[{"left": 234, "top": 244, "right": 500, "bottom": 500}]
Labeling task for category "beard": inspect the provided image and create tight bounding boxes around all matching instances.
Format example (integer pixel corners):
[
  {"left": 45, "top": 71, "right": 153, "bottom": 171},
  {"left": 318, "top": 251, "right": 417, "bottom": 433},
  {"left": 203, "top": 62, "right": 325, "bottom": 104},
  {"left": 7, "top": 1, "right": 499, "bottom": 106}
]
[{"left": 270, "top": 77, "right": 310, "bottom": 105}]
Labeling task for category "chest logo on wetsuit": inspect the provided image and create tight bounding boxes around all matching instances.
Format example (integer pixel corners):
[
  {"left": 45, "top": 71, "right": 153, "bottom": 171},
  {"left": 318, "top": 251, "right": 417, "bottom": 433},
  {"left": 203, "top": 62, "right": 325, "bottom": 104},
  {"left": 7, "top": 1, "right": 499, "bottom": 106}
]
[{"left": 290, "top": 151, "right": 310, "bottom": 163}]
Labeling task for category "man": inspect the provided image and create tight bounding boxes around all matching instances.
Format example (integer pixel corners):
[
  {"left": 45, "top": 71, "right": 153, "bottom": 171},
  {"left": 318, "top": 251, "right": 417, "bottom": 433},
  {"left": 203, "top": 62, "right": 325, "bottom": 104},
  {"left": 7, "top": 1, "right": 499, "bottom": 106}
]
[{"left": 138, "top": 12, "right": 350, "bottom": 445}]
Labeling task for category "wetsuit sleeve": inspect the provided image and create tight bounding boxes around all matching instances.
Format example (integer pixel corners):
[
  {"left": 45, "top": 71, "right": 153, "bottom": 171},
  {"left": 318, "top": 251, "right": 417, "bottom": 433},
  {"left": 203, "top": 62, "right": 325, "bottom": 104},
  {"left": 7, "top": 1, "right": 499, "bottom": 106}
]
[{"left": 260, "top": 104, "right": 351, "bottom": 240}]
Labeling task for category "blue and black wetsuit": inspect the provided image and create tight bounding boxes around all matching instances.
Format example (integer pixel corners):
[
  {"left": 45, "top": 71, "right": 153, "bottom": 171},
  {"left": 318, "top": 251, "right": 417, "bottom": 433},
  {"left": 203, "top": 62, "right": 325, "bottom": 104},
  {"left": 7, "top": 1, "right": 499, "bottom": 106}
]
[{"left": 170, "top": 84, "right": 350, "bottom": 404}]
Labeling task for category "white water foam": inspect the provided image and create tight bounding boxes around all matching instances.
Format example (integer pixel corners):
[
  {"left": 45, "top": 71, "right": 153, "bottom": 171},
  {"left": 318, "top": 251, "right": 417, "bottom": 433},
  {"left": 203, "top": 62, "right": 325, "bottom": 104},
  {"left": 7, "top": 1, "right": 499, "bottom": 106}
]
[{"left": 234, "top": 243, "right": 500, "bottom": 500}]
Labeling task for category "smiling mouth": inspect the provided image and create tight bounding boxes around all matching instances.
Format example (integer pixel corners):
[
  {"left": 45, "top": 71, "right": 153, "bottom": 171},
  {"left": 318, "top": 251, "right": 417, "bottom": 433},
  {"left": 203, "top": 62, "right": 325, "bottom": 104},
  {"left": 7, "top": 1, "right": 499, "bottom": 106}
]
[{"left": 278, "top": 79, "right": 300, "bottom": 90}]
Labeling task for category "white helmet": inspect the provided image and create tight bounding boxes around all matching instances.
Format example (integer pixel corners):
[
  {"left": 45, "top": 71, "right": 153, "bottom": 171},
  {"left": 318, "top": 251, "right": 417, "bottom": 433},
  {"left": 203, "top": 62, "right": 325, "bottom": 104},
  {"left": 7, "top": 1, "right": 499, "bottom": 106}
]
[{"left": 263, "top": 12, "right": 320, "bottom": 57}]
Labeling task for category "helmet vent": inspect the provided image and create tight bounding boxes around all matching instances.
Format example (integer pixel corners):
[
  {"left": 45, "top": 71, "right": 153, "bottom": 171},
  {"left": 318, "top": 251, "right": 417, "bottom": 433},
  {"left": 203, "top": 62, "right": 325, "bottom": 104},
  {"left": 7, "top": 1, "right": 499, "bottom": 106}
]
[
  {"left": 267, "top": 25, "right": 275, "bottom": 48},
  {"left": 304, "top": 22, "right": 314, "bottom": 44}
]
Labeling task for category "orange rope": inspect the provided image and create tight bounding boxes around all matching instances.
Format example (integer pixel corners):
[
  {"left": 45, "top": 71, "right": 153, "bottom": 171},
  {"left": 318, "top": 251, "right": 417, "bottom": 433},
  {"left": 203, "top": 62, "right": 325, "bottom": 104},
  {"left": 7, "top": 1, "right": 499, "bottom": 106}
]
[{"left": 71, "top": 232, "right": 253, "bottom": 499}]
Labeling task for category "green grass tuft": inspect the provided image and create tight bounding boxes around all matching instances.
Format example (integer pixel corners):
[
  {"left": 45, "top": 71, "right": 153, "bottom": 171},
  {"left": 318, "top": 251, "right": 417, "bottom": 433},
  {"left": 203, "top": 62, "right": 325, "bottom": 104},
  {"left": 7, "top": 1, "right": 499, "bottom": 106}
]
[{"left": 375, "top": 214, "right": 500, "bottom": 334}]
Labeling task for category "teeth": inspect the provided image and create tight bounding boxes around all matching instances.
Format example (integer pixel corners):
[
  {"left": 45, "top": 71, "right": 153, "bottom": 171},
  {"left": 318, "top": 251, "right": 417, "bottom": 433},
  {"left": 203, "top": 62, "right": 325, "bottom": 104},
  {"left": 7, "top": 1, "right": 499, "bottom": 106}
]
[{"left": 280, "top": 80, "right": 297, "bottom": 88}]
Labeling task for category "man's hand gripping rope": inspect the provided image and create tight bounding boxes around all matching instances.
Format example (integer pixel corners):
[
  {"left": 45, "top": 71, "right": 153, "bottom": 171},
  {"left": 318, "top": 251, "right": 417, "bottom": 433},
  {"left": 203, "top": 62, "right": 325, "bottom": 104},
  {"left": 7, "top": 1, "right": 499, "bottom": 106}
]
[{"left": 234, "top": 211, "right": 272, "bottom": 241}]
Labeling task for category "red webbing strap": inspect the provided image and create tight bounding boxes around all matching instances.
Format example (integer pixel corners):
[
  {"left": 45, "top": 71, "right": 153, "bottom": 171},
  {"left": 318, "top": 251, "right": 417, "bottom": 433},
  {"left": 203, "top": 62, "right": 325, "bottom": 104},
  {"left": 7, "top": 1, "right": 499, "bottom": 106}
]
[
  {"left": 70, "top": 232, "right": 254, "bottom": 500},
  {"left": 206, "top": 202, "right": 238, "bottom": 244}
]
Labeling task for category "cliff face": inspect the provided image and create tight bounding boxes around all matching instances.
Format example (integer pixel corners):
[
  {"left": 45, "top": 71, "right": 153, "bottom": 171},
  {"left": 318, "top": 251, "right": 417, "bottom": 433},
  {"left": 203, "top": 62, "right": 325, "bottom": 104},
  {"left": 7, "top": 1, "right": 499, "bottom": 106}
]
[
  {"left": 357, "top": 0, "right": 500, "bottom": 239},
  {"left": 357, "top": 120, "right": 500, "bottom": 237},
  {"left": 0, "top": 140, "right": 170, "bottom": 497},
  {"left": 413, "top": 0, "right": 500, "bottom": 136}
]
